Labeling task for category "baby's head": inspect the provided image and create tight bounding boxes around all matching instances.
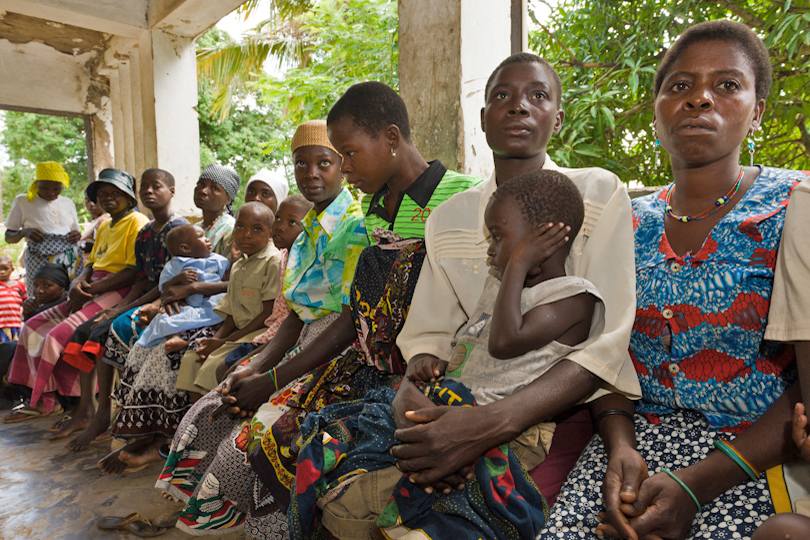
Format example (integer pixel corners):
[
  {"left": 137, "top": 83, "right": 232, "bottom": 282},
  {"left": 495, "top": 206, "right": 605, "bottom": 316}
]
[
  {"left": 167, "top": 225, "right": 212, "bottom": 259},
  {"left": 31, "top": 263, "right": 70, "bottom": 305},
  {"left": 234, "top": 201, "right": 274, "bottom": 256},
  {"left": 485, "top": 170, "right": 583, "bottom": 279},
  {"left": 0, "top": 256, "right": 14, "bottom": 283},
  {"left": 272, "top": 194, "right": 313, "bottom": 251}
]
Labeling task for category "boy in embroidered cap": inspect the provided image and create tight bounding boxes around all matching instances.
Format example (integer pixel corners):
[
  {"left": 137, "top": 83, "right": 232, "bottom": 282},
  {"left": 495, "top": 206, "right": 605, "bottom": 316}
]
[{"left": 4, "top": 161, "right": 82, "bottom": 291}]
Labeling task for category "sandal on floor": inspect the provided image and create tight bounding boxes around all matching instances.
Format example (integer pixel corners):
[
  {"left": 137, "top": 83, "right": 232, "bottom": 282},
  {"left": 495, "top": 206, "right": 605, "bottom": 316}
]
[
  {"left": 96, "top": 512, "right": 167, "bottom": 537},
  {"left": 48, "top": 414, "right": 73, "bottom": 432},
  {"left": 152, "top": 502, "right": 185, "bottom": 528},
  {"left": 3, "top": 403, "right": 63, "bottom": 424},
  {"left": 158, "top": 443, "right": 171, "bottom": 459}
]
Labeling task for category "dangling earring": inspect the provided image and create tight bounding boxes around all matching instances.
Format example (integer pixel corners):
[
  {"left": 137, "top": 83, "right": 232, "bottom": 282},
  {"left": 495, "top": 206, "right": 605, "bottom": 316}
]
[
  {"left": 391, "top": 147, "right": 396, "bottom": 158},
  {"left": 747, "top": 130, "right": 756, "bottom": 167},
  {"left": 653, "top": 127, "right": 661, "bottom": 169}
]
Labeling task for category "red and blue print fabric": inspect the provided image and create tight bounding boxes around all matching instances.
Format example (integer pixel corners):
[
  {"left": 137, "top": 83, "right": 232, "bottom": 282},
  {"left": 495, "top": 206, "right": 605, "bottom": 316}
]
[{"left": 630, "top": 166, "right": 808, "bottom": 434}]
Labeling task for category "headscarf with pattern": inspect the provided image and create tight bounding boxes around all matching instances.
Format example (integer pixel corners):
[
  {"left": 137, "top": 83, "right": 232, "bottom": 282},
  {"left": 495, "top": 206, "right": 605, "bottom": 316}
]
[{"left": 200, "top": 164, "right": 241, "bottom": 215}]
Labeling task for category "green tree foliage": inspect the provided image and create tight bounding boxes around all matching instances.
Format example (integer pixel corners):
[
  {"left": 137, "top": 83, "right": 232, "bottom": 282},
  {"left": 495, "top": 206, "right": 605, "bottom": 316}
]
[
  {"left": 197, "top": 28, "right": 290, "bottom": 206},
  {"left": 0, "top": 112, "right": 88, "bottom": 218},
  {"left": 257, "top": 0, "right": 398, "bottom": 129},
  {"left": 530, "top": 0, "right": 810, "bottom": 185}
]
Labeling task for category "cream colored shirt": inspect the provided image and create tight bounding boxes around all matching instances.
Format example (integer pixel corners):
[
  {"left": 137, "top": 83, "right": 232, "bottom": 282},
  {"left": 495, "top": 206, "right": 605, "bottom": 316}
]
[
  {"left": 764, "top": 178, "right": 810, "bottom": 342},
  {"left": 5, "top": 194, "right": 80, "bottom": 233},
  {"left": 397, "top": 158, "right": 642, "bottom": 400},
  {"left": 215, "top": 242, "right": 283, "bottom": 329}
]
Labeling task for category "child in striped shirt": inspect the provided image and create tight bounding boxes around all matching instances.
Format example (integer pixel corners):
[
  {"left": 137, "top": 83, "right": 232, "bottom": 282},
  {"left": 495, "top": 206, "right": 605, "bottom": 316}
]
[{"left": 0, "top": 256, "right": 27, "bottom": 341}]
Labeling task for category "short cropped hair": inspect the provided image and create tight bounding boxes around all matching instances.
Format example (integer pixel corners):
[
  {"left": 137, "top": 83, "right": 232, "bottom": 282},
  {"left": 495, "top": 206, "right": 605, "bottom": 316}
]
[
  {"left": 0, "top": 255, "right": 13, "bottom": 267},
  {"left": 654, "top": 20, "right": 772, "bottom": 101},
  {"left": 490, "top": 169, "right": 584, "bottom": 243},
  {"left": 327, "top": 81, "right": 411, "bottom": 141},
  {"left": 166, "top": 224, "right": 197, "bottom": 257},
  {"left": 142, "top": 168, "right": 175, "bottom": 188},
  {"left": 237, "top": 201, "right": 275, "bottom": 227},
  {"left": 485, "top": 52, "right": 563, "bottom": 107},
  {"left": 283, "top": 193, "right": 314, "bottom": 213}
]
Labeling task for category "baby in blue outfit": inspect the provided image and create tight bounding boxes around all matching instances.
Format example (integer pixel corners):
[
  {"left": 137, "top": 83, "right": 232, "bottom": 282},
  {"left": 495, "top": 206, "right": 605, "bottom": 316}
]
[{"left": 136, "top": 224, "right": 230, "bottom": 352}]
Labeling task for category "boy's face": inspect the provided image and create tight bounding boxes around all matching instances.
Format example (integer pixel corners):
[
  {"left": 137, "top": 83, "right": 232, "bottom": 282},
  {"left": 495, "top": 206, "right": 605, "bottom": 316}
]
[
  {"left": 272, "top": 201, "right": 307, "bottom": 250},
  {"left": 0, "top": 263, "right": 13, "bottom": 282},
  {"left": 32, "top": 277, "right": 64, "bottom": 304},
  {"left": 481, "top": 62, "right": 564, "bottom": 160},
  {"left": 484, "top": 196, "right": 532, "bottom": 278},
  {"left": 36, "top": 180, "right": 63, "bottom": 202},
  {"left": 234, "top": 206, "right": 272, "bottom": 256},
  {"left": 84, "top": 196, "right": 101, "bottom": 217},
  {"left": 245, "top": 181, "right": 279, "bottom": 213},
  {"left": 139, "top": 173, "right": 174, "bottom": 211},
  {"left": 185, "top": 226, "right": 212, "bottom": 258}
]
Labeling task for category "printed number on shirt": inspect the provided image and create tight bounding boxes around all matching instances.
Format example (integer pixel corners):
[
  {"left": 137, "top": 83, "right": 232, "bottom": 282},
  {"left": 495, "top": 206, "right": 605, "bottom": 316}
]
[{"left": 411, "top": 207, "right": 431, "bottom": 222}]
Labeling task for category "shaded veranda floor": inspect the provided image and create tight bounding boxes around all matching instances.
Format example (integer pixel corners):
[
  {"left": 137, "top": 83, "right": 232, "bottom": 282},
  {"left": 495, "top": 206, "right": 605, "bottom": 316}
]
[{"left": 0, "top": 407, "right": 247, "bottom": 540}]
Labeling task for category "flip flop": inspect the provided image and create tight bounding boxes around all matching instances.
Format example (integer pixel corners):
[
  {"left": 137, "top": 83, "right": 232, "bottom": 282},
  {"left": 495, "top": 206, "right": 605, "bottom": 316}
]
[
  {"left": 96, "top": 512, "right": 167, "bottom": 537},
  {"left": 152, "top": 502, "right": 185, "bottom": 528},
  {"left": 3, "top": 403, "right": 63, "bottom": 424},
  {"left": 158, "top": 443, "right": 171, "bottom": 459},
  {"left": 48, "top": 414, "right": 73, "bottom": 432}
]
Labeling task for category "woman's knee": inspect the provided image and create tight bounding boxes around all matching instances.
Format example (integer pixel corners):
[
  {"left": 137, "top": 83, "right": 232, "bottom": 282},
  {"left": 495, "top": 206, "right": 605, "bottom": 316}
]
[{"left": 752, "top": 513, "right": 810, "bottom": 540}]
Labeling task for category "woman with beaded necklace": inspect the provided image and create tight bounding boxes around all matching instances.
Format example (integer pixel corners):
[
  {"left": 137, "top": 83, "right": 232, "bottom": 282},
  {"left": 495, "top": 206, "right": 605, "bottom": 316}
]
[{"left": 542, "top": 20, "right": 808, "bottom": 540}]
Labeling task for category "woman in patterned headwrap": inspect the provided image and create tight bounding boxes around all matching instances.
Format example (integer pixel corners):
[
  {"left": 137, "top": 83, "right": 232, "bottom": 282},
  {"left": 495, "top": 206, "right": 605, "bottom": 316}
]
[
  {"left": 195, "top": 164, "right": 240, "bottom": 258},
  {"left": 4, "top": 161, "right": 83, "bottom": 291},
  {"left": 94, "top": 164, "right": 239, "bottom": 474}
]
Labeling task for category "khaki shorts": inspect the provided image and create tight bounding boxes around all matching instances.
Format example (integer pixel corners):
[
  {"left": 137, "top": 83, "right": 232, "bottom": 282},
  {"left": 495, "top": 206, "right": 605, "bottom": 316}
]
[{"left": 175, "top": 329, "right": 264, "bottom": 394}]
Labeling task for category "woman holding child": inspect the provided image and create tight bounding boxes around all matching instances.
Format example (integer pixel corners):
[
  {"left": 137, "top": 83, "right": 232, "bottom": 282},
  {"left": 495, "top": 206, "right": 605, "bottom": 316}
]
[
  {"left": 544, "top": 20, "right": 808, "bottom": 540},
  {"left": 95, "top": 165, "right": 240, "bottom": 473}
]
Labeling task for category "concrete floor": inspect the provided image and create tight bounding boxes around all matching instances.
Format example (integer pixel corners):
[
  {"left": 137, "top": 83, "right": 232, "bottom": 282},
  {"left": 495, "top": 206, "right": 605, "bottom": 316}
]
[{"left": 0, "top": 408, "right": 247, "bottom": 540}]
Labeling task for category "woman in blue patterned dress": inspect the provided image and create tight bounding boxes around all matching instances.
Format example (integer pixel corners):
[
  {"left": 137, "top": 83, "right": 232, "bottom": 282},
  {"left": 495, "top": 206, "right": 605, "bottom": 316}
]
[{"left": 541, "top": 21, "right": 808, "bottom": 540}]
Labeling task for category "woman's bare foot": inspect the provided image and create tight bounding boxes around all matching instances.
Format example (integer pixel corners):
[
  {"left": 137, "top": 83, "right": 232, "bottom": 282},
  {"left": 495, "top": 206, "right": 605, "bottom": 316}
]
[
  {"left": 97, "top": 448, "right": 128, "bottom": 475},
  {"left": 98, "top": 435, "right": 155, "bottom": 474},
  {"left": 44, "top": 411, "right": 92, "bottom": 440},
  {"left": 119, "top": 436, "right": 168, "bottom": 468},
  {"left": 161, "top": 491, "right": 179, "bottom": 502},
  {"left": 165, "top": 336, "right": 189, "bottom": 354},
  {"left": 66, "top": 410, "right": 111, "bottom": 451}
]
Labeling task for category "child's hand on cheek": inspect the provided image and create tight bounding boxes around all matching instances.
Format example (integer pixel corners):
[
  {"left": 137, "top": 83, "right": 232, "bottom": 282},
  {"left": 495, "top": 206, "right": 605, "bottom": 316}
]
[
  {"left": 793, "top": 403, "right": 810, "bottom": 461},
  {"left": 511, "top": 222, "right": 570, "bottom": 274}
]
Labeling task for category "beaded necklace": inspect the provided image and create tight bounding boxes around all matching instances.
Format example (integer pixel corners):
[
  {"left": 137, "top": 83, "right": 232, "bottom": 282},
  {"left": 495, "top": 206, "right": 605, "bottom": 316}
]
[{"left": 665, "top": 166, "right": 744, "bottom": 223}]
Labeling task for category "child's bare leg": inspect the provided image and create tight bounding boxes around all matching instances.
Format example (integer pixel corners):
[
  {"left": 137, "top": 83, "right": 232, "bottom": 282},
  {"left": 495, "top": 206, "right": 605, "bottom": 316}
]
[
  {"left": 752, "top": 513, "right": 810, "bottom": 540},
  {"left": 66, "top": 361, "right": 116, "bottom": 451},
  {"left": 44, "top": 369, "right": 96, "bottom": 440},
  {"left": 119, "top": 434, "right": 170, "bottom": 468},
  {"left": 165, "top": 335, "right": 189, "bottom": 354}
]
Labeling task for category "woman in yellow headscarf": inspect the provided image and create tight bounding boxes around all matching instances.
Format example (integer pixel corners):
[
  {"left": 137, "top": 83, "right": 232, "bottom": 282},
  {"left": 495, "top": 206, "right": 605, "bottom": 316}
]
[{"left": 4, "top": 161, "right": 83, "bottom": 291}]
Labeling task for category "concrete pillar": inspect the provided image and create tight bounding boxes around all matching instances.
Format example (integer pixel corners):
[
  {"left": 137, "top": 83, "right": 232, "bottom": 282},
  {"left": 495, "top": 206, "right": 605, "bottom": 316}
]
[
  {"left": 105, "top": 69, "right": 127, "bottom": 169},
  {"left": 399, "top": 0, "right": 519, "bottom": 180},
  {"left": 137, "top": 28, "right": 200, "bottom": 215},
  {"left": 118, "top": 60, "right": 137, "bottom": 175},
  {"left": 88, "top": 99, "right": 114, "bottom": 179}
]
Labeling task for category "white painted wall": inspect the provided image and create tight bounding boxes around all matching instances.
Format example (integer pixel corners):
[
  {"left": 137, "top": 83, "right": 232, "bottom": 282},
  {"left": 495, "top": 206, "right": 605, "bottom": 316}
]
[
  {"left": 459, "top": 0, "right": 512, "bottom": 180},
  {"left": 0, "top": 39, "right": 98, "bottom": 114}
]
